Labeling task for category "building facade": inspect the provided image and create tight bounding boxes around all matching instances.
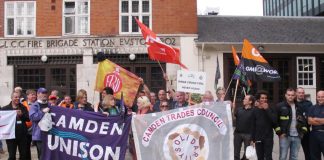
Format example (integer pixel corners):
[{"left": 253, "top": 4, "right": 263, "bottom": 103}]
[
  {"left": 197, "top": 16, "right": 324, "bottom": 104},
  {"left": 263, "top": 0, "right": 324, "bottom": 16},
  {"left": 0, "top": 0, "right": 198, "bottom": 106}
]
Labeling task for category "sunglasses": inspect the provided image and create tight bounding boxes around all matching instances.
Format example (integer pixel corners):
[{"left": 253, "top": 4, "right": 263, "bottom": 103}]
[{"left": 160, "top": 105, "right": 168, "bottom": 108}]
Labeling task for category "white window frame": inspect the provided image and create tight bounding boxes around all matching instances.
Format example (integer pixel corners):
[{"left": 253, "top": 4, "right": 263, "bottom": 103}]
[
  {"left": 296, "top": 57, "right": 316, "bottom": 88},
  {"left": 4, "top": 1, "right": 36, "bottom": 37},
  {"left": 62, "top": 0, "right": 90, "bottom": 36},
  {"left": 119, "top": 0, "right": 152, "bottom": 34}
]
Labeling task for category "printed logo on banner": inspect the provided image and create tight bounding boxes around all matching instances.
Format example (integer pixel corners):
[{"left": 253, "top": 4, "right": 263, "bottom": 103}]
[
  {"left": 163, "top": 124, "right": 209, "bottom": 160},
  {"left": 104, "top": 68, "right": 123, "bottom": 93}
]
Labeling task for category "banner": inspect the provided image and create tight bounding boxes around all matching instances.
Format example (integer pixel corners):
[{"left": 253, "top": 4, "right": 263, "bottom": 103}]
[
  {"left": 95, "top": 59, "right": 141, "bottom": 107},
  {"left": 41, "top": 106, "right": 131, "bottom": 160},
  {"left": 177, "top": 70, "right": 206, "bottom": 94},
  {"left": 132, "top": 103, "right": 233, "bottom": 160},
  {"left": 242, "top": 39, "right": 281, "bottom": 81},
  {"left": 0, "top": 111, "right": 17, "bottom": 139}
]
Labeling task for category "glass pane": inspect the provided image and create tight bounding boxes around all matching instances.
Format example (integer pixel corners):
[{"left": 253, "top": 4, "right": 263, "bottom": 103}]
[
  {"left": 132, "top": 1, "right": 139, "bottom": 13},
  {"left": 122, "top": 1, "right": 129, "bottom": 13},
  {"left": 309, "top": 65, "right": 313, "bottom": 71},
  {"left": 78, "top": 17, "right": 88, "bottom": 34},
  {"left": 308, "top": 59, "right": 313, "bottom": 65},
  {"left": 122, "top": 16, "right": 129, "bottom": 32},
  {"left": 26, "top": 18, "right": 34, "bottom": 35},
  {"left": 17, "top": 18, "right": 24, "bottom": 35},
  {"left": 6, "top": 3, "right": 15, "bottom": 16},
  {"left": 7, "top": 18, "right": 14, "bottom": 35},
  {"left": 132, "top": 16, "right": 139, "bottom": 32},
  {"left": 304, "top": 80, "right": 308, "bottom": 85},
  {"left": 309, "top": 80, "right": 313, "bottom": 85},
  {"left": 142, "top": 1, "right": 149, "bottom": 12},
  {"left": 78, "top": 2, "right": 88, "bottom": 14},
  {"left": 65, "top": 16, "right": 75, "bottom": 34},
  {"left": 65, "top": 2, "right": 75, "bottom": 14},
  {"left": 304, "top": 73, "right": 308, "bottom": 79},
  {"left": 298, "top": 59, "right": 302, "bottom": 64},
  {"left": 26, "top": 2, "right": 35, "bottom": 16},
  {"left": 298, "top": 65, "right": 303, "bottom": 71},
  {"left": 143, "top": 16, "right": 149, "bottom": 28},
  {"left": 17, "top": 2, "right": 24, "bottom": 16}
]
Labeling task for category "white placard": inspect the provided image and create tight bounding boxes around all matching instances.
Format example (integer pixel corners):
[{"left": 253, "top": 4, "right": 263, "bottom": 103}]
[{"left": 176, "top": 70, "right": 206, "bottom": 94}]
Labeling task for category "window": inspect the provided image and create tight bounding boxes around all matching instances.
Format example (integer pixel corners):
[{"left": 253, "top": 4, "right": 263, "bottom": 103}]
[
  {"left": 5, "top": 1, "right": 36, "bottom": 37},
  {"left": 120, "top": 0, "right": 151, "bottom": 34},
  {"left": 297, "top": 57, "right": 316, "bottom": 87},
  {"left": 63, "top": 0, "right": 90, "bottom": 35}
]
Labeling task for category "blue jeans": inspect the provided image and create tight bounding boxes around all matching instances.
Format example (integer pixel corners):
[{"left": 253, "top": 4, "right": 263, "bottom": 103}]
[{"left": 279, "top": 135, "right": 301, "bottom": 160}]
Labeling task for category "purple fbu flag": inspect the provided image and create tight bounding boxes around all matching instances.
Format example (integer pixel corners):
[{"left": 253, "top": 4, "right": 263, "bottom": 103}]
[{"left": 41, "top": 106, "right": 132, "bottom": 160}]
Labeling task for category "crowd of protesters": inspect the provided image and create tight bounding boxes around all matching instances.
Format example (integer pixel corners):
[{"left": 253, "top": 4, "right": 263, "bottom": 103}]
[{"left": 0, "top": 76, "right": 324, "bottom": 160}]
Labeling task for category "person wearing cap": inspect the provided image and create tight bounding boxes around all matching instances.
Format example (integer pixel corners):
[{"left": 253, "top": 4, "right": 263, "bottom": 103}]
[
  {"left": 48, "top": 95, "right": 58, "bottom": 106},
  {"left": 2, "top": 91, "right": 30, "bottom": 160},
  {"left": 29, "top": 87, "right": 50, "bottom": 159}
]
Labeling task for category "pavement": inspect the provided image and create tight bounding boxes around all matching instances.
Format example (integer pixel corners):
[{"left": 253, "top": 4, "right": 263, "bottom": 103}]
[{"left": 0, "top": 136, "right": 306, "bottom": 160}]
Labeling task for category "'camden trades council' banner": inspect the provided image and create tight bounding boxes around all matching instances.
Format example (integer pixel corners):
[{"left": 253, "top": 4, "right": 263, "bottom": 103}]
[
  {"left": 41, "top": 106, "right": 131, "bottom": 160},
  {"left": 132, "top": 102, "right": 233, "bottom": 160}
]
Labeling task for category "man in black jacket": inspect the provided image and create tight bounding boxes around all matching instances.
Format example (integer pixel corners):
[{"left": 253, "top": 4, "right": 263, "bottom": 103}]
[
  {"left": 275, "top": 88, "right": 308, "bottom": 160},
  {"left": 2, "top": 91, "right": 30, "bottom": 160},
  {"left": 234, "top": 94, "right": 255, "bottom": 160},
  {"left": 251, "top": 90, "right": 277, "bottom": 160},
  {"left": 252, "top": 91, "right": 276, "bottom": 160},
  {"left": 296, "top": 87, "right": 312, "bottom": 160}
]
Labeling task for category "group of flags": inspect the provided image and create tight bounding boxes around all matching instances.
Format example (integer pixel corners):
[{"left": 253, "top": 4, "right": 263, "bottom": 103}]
[
  {"left": 217, "top": 39, "right": 281, "bottom": 93},
  {"left": 94, "top": 18, "right": 281, "bottom": 105}
]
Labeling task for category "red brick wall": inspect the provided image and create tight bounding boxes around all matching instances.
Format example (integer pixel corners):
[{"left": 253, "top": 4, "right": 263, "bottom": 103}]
[
  {"left": 1, "top": 0, "right": 197, "bottom": 37},
  {"left": 37, "top": 0, "right": 62, "bottom": 36},
  {"left": 153, "top": 0, "right": 197, "bottom": 34},
  {"left": 90, "top": 0, "right": 119, "bottom": 35}
]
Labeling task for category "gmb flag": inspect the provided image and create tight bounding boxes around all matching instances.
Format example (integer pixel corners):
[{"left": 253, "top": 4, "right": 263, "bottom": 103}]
[
  {"left": 132, "top": 102, "right": 233, "bottom": 160},
  {"left": 95, "top": 59, "right": 141, "bottom": 107},
  {"left": 242, "top": 39, "right": 281, "bottom": 82}
]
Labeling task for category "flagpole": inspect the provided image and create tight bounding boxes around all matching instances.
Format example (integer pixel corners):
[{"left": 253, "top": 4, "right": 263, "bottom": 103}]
[
  {"left": 232, "top": 79, "right": 239, "bottom": 114},
  {"left": 224, "top": 78, "right": 233, "bottom": 98},
  {"left": 157, "top": 60, "right": 166, "bottom": 74},
  {"left": 242, "top": 87, "right": 247, "bottom": 96}
]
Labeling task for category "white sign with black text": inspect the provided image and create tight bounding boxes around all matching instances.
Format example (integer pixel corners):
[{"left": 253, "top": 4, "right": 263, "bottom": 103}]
[{"left": 176, "top": 70, "right": 206, "bottom": 94}]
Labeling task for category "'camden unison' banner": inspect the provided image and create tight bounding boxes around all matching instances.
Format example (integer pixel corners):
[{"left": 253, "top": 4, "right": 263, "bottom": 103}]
[
  {"left": 0, "top": 111, "right": 17, "bottom": 139},
  {"left": 41, "top": 106, "right": 131, "bottom": 160},
  {"left": 132, "top": 102, "right": 233, "bottom": 160}
]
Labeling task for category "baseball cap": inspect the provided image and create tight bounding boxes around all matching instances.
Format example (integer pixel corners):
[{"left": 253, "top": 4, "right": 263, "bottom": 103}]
[
  {"left": 49, "top": 95, "right": 57, "bottom": 100},
  {"left": 37, "top": 88, "right": 47, "bottom": 93}
]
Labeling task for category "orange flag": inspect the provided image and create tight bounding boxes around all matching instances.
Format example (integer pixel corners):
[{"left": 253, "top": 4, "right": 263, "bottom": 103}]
[
  {"left": 231, "top": 46, "right": 240, "bottom": 66},
  {"left": 241, "top": 39, "right": 280, "bottom": 82},
  {"left": 95, "top": 59, "right": 141, "bottom": 107}
]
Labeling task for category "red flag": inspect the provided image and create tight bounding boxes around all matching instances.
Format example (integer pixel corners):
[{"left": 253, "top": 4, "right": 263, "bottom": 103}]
[
  {"left": 135, "top": 18, "right": 157, "bottom": 41},
  {"left": 231, "top": 46, "right": 240, "bottom": 66},
  {"left": 135, "top": 18, "right": 188, "bottom": 69}
]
